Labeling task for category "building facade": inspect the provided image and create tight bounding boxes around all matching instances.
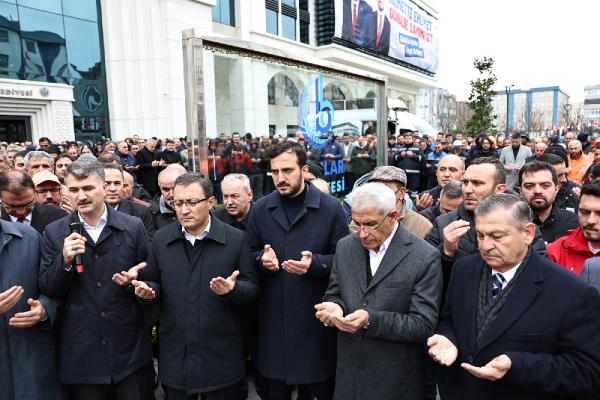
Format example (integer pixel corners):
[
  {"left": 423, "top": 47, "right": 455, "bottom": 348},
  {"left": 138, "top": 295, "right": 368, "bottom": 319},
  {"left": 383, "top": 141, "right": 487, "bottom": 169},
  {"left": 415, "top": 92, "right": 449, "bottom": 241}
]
[
  {"left": 583, "top": 84, "right": 600, "bottom": 130},
  {"left": 417, "top": 87, "right": 457, "bottom": 133},
  {"left": 0, "top": 0, "right": 108, "bottom": 143},
  {"left": 0, "top": 0, "right": 439, "bottom": 142},
  {"left": 492, "top": 86, "right": 570, "bottom": 135}
]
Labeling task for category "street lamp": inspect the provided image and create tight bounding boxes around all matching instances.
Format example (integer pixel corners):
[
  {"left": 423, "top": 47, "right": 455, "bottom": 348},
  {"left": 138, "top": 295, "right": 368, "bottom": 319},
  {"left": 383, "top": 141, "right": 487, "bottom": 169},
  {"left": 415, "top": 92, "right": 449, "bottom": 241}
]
[
  {"left": 564, "top": 103, "right": 572, "bottom": 131},
  {"left": 505, "top": 84, "right": 514, "bottom": 136}
]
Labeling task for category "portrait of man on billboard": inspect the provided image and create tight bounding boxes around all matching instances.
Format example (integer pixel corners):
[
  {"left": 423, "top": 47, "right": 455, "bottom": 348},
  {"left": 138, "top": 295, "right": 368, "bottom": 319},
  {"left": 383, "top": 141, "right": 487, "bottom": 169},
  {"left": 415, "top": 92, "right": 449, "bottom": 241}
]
[
  {"left": 341, "top": 0, "right": 375, "bottom": 47},
  {"left": 372, "top": 0, "right": 390, "bottom": 54}
]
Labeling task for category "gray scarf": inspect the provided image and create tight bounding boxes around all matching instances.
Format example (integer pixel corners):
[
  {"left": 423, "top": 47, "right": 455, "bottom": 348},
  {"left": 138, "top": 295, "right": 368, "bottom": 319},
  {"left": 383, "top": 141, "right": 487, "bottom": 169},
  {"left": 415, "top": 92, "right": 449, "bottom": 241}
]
[{"left": 476, "top": 248, "right": 531, "bottom": 346}]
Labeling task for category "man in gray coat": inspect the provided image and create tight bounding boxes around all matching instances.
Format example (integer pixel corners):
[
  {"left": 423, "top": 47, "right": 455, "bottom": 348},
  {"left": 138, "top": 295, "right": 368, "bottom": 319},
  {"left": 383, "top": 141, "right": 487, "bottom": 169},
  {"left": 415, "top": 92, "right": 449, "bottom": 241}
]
[
  {"left": 499, "top": 132, "right": 532, "bottom": 190},
  {"left": 316, "top": 182, "right": 443, "bottom": 400}
]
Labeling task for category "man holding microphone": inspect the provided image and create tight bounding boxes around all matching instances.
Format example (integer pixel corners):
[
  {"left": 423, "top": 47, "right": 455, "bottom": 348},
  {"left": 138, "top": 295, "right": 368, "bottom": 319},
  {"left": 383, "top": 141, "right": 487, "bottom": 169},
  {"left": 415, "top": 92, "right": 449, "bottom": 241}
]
[{"left": 39, "top": 158, "right": 154, "bottom": 400}]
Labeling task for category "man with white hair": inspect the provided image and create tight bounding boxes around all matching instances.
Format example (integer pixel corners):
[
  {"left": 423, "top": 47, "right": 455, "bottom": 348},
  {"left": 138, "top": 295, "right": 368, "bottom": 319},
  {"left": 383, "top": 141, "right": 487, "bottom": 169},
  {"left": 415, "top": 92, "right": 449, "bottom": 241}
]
[
  {"left": 24, "top": 151, "right": 54, "bottom": 176},
  {"left": 213, "top": 173, "right": 254, "bottom": 232},
  {"left": 148, "top": 164, "right": 187, "bottom": 230},
  {"left": 316, "top": 182, "right": 442, "bottom": 399}
]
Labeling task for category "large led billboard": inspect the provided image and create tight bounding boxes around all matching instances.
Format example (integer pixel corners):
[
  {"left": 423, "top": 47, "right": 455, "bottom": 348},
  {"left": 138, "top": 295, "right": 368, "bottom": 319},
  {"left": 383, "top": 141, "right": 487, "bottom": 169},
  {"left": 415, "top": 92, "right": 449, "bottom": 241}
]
[{"left": 334, "top": 0, "right": 439, "bottom": 74}]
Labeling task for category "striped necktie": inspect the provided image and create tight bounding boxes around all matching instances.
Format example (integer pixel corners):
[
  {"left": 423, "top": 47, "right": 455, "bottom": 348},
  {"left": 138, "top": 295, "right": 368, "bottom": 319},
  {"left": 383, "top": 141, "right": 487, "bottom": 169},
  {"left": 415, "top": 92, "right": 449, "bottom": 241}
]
[{"left": 492, "top": 273, "right": 506, "bottom": 298}]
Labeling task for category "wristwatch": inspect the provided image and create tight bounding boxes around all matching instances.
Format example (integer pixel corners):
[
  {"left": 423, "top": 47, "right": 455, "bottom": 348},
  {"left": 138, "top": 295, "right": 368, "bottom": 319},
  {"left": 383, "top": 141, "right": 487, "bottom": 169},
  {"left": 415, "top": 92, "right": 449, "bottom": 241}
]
[{"left": 362, "top": 321, "right": 370, "bottom": 331}]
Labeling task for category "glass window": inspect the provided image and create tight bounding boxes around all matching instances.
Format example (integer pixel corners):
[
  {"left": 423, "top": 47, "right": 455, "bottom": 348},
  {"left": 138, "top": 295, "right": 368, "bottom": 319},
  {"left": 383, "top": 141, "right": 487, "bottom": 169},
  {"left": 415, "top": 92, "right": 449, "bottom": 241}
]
[
  {"left": 266, "top": 8, "right": 278, "bottom": 35},
  {"left": 64, "top": 16, "right": 100, "bottom": 73},
  {"left": 212, "top": 0, "right": 235, "bottom": 26},
  {"left": 282, "top": 14, "right": 295, "bottom": 40},
  {"left": 0, "top": 29, "right": 8, "bottom": 42},
  {"left": 300, "top": 20, "right": 309, "bottom": 44},
  {"left": 18, "top": 6, "right": 68, "bottom": 83},
  {"left": 282, "top": 0, "right": 295, "bottom": 6},
  {"left": 62, "top": 0, "right": 98, "bottom": 22},
  {"left": 299, "top": 0, "right": 308, "bottom": 11},
  {"left": 17, "top": 0, "right": 62, "bottom": 14}
]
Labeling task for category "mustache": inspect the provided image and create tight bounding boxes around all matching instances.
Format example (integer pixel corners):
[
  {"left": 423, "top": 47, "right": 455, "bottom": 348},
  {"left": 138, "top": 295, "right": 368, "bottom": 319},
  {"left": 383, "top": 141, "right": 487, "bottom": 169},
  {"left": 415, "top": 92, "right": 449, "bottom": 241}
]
[{"left": 482, "top": 249, "right": 501, "bottom": 257}]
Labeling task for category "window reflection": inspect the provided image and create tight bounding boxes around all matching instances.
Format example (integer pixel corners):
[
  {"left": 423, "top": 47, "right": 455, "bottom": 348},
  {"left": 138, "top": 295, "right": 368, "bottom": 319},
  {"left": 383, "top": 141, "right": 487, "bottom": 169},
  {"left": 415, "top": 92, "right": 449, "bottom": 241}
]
[
  {"left": 0, "top": 2, "right": 20, "bottom": 79},
  {"left": 266, "top": 9, "right": 278, "bottom": 35},
  {"left": 17, "top": 0, "right": 62, "bottom": 14},
  {"left": 282, "top": 15, "right": 296, "bottom": 40},
  {"left": 19, "top": 6, "right": 68, "bottom": 83},
  {"left": 62, "top": 0, "right": 98, "bottom": 22}
]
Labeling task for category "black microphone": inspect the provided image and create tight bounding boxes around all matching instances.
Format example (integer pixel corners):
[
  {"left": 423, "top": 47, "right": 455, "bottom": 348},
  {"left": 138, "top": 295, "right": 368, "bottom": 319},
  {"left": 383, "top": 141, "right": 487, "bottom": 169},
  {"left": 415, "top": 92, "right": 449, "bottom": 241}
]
[{"left": 69, "top": 218, "right": 84, "bottom": 274}]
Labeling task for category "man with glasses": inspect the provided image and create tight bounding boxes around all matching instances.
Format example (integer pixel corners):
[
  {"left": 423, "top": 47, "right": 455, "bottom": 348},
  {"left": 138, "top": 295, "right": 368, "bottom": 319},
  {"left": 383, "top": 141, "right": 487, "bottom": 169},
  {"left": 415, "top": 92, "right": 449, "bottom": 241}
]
[
  {"left": 367, "top": 165, "right": 433, "bottom": 239},
  {"left": 32, "top": 170, "right": 75, "bottom": 213},
  {"left": 132, "top": 173, "right": 259, "bottom": 399},
  {"left": 316, "top": 182, "right": 442, "bottom": 399},
  {"left": 0, "top": 170, "right": 67, "bottom": 233}
]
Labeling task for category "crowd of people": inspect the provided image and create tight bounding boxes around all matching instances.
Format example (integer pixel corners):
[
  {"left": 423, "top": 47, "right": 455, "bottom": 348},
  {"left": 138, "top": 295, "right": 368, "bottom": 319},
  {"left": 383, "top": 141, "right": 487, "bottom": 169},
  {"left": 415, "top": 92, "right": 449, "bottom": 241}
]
[{"left": 1, "top": 128, "right": 600, "bottom": 400}]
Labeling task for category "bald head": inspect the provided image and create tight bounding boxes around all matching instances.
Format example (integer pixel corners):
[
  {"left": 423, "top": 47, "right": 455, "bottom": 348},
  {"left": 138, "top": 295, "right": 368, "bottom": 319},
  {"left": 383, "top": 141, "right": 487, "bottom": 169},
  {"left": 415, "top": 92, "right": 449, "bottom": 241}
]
[
  {"left": 436, "top": 154, "right": 465, "bottom": 187},
  {"left": 534, "top": 142, "right": 547, "bottom": 158},
  {"left": 158, "top": 164, "right": 187, "bottom": 205}
]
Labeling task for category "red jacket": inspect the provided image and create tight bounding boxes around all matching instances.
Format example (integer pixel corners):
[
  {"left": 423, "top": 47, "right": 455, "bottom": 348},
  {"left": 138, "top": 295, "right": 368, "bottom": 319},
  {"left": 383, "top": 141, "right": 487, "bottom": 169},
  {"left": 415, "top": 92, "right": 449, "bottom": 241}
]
[{"left": 547, "top": 227, "right": 595, "bottom": 275}]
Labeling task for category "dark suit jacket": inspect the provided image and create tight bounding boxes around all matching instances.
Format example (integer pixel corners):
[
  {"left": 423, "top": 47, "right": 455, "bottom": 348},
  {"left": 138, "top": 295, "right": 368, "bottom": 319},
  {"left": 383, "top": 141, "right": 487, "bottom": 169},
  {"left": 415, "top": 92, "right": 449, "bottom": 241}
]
[
  {"left": 324, "top": 224, "right": 442, "bottom": 400},
  {"left": 1, "top": 202, "right": 68, "bottom": 234},
  {"left": 373, "top": 13, "right": 390, "bottom": 55},
  {"left": 437, "top": 252, "right": 600, "bottom": 400},
  {"left": 39, "top": 206, "right": 152, "bottom": 385},
  {"left": 341, "top": 0, "right": 374, "bottom": 47},
  {"left": 115, "top": 198, "right": 155, "bottom": 240},
  {"left": 246, "top": 182, "right": 350, "bottom": 384}
]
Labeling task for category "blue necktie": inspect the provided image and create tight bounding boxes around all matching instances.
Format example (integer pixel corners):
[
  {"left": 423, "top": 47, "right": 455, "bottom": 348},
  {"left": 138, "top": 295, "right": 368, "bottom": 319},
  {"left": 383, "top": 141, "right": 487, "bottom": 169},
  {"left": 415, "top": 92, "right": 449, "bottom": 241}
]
[{"left": 492, "top": 273, "right": 506, "bottom": 298}]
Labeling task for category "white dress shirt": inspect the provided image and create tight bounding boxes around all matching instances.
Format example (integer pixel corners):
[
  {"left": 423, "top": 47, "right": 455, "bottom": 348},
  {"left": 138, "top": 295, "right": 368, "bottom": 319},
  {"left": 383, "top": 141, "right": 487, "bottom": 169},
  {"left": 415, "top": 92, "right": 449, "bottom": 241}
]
[
  {"left": 80, "top": 205, "right": 108, "bottom": 243},
  {"left": 492, "top": 261, "right": 522, "bottom": 290},
  {"left": 10, "top": 212, "right": 32, "bottom": 225},
  {"left": 368, "top": 222, "right": 399, "bottom": 277},
  {"left": 182, "top": 216, "right": 211, "bottom": 246}
]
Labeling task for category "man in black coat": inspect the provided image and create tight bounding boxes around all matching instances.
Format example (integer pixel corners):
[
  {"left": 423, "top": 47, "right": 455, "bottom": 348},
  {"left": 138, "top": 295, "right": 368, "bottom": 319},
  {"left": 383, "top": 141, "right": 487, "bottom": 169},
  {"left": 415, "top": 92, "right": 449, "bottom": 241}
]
[
  {"left": 0, "top": 170, "right": 67, "bottom": 233},
  {"left": 39, "top": 158, "right": 154, "bottom": 399},
  {"left": 518, "top": 161, "right": 579, "bottom": 244},
  {"left": 135, "top": 138, "right": 163, "bottom": 197},
  {"left": 427, "top": 158, "right": 547, "bottom": 293},
  {"left": 133, "top": 173, "right": 259, "bottom": 399},
  {"left": 103, "top": 164, "right": 155, "bottom": 240},
  {"left": 428, "top": 194, "right": 600, "bottom": 399},
  {"left": 246, "top": 142, "right": 349, "bottom": 399},
  {"left": 148, "top": 164, "right": 187, "bottom": 230}
]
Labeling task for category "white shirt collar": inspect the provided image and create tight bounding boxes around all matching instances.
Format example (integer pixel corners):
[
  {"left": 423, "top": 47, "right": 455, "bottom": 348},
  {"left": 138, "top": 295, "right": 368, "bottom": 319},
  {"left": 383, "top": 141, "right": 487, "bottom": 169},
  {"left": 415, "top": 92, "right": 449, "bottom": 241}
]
[
  {"left": 182, "top": 216, "right": 211, "bottom": 245},
  {"left": 492, "top": 261, "right": 522, "bottom": 286},
  {"left": 79, "top": 204, "right": 108, "bottom": 230},
  {"left": 9, "top": 211, "right": 32, "bottom": 223}
]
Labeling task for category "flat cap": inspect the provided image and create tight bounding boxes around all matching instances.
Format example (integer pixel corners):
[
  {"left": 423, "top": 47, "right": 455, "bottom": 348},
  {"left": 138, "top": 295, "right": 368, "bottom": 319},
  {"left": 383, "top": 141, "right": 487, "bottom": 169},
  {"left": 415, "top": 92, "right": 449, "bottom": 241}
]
[{"left": 367, "top": 165, "right": 407, "bottom": 186}]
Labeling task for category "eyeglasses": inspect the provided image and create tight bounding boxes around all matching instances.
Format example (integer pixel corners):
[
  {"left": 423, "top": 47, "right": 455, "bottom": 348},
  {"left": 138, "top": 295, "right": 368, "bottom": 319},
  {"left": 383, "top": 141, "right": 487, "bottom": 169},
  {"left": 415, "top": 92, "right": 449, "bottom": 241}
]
[
  {"left": 352, "top": 213, "right": 390, "bottom": 232},
  {"left": 37, "top": 188, "right": 61, "bottom": 195},
  {"left": 2, "top": 198, "right": 35, "bottom": 210},
  {"left": 173, "top": 198, "right": 209, "bottom": 209}
]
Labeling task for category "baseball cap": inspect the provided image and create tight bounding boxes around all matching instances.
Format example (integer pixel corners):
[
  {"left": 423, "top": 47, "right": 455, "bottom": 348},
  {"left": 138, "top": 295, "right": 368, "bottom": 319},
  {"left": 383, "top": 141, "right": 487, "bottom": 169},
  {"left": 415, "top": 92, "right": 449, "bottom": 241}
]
[
  {"left": 452, "top": 139, "right": 462, "bottom": 147},
  {"left": 367, "top": 166, "right": 407, "bottom": 187},
  {"left": 32, "top": 171, "right": 60, "bottom": 187}
]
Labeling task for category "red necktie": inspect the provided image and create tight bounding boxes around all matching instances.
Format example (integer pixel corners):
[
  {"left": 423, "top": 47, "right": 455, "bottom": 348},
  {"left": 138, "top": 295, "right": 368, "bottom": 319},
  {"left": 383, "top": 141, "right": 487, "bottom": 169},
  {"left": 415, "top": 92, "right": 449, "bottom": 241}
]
[
  {"left": 353, "top": 1, "right": 358, "bottom": 33},
  {"left": 376, "top": 14, "right": 383, "bottom": 46}
]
